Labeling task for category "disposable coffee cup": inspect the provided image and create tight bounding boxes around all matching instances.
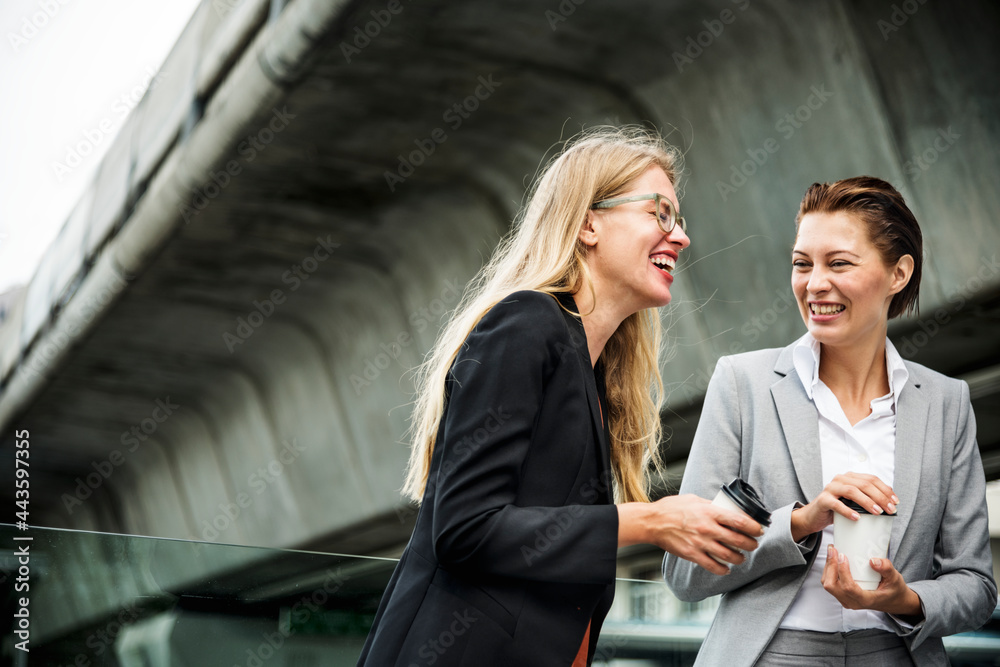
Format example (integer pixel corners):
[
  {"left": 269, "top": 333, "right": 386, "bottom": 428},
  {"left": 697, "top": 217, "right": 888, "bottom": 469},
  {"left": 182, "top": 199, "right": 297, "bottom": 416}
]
[
  {"left": 711, "top": 478, "right": 772, "bottom": 529},
  {"left": 833, "top": 499, "right": 894, "bottom": 590},
  {"left": 709, "top": 479, "right": 771, "bottom": 564}
]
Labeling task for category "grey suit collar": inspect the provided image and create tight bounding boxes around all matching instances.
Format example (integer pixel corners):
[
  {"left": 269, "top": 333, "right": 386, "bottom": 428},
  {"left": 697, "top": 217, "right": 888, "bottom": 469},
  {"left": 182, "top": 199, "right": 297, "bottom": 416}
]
[
  {"left": 771, "top": 345, "right": 823, "bottom": 501},
  {"left": 769, "top": 341, "right": 928, "bottom": 553},
  {"left": 889, "top": 371, "right": 927, "bottom": 554}
]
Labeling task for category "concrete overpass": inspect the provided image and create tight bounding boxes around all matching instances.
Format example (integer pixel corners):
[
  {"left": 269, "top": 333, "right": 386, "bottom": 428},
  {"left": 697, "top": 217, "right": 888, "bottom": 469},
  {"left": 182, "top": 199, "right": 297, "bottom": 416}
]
[{"left": 1, "top": 0, "right": 999, "bottom": 643}]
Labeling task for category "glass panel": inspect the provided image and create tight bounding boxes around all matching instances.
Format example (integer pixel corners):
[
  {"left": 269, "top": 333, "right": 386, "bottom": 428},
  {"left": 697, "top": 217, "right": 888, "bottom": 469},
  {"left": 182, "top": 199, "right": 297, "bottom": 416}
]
[
  {"left": 2, "top": 524, "right": 997, "bottom": 666},
  {"left": 0, "top": 523, "right": 395, "bottom": 666}
]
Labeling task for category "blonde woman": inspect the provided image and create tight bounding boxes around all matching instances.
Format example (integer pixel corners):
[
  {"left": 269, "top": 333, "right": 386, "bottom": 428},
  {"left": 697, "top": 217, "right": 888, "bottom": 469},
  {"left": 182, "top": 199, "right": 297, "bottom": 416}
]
[{"left": 357, "top": 127, "right": 764, "bottom": 667}]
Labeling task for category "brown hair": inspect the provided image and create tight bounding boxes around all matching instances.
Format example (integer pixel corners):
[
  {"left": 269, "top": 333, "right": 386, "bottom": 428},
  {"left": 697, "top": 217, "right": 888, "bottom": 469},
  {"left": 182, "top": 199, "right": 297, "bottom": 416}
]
[{"left": 795, "top": 176, "right": 922, "bottom": 319}]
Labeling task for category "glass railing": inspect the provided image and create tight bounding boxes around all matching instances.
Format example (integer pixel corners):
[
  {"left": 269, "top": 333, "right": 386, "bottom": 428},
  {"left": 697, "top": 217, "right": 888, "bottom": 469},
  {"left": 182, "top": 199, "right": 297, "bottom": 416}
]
[
  {"left": 2, "top": 524, "right": 998, "bottom": 666},
  {"left": 0, "top": 523, "right": 394, "bottom": 666}
]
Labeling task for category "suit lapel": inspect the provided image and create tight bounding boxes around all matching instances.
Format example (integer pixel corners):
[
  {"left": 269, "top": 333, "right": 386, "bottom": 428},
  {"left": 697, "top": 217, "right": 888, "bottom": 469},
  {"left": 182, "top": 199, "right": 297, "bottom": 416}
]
[
  {"left": 554, "top": 292, "right": 612, "bottom": 488},
  {"left": 583, "top": 360, "right": 611, "bottom": 472},
  {"left": 589, "top": 358, "right": 612, "bottom": 473},
  {"left": 770, "top": 345, "right": 824, "bottom": 502},
  {"left": 889, "top": 376, "right": 928, "bottom": 555}
]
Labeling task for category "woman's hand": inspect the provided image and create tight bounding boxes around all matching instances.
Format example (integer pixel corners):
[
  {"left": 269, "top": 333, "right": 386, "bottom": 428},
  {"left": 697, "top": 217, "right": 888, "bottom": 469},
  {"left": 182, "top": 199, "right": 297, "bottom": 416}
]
[
  {"left": 790, "top": 473, "right": 898, "bottom": 542},
  {"left": 619, "top": 495, "right": 764, "bottom": 576},
  {"left": 822, "top": 545, "right": 924, "bottom": 620}
]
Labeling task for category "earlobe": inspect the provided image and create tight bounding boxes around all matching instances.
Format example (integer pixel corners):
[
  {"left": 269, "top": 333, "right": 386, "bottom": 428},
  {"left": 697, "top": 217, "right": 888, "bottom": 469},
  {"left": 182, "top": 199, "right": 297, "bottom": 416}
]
[
  {"left": 578, "top": 210, "right": 599, "bottom": 247},
  {"left": 889, "top": 254, "right": 915, "bottom": 294}
]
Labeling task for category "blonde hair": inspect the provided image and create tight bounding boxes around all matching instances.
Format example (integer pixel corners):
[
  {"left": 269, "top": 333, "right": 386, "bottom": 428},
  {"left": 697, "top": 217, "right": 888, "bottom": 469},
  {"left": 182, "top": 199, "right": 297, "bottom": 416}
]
[{"left": 402, "top": 125, "right": 681, "bottom": 504}]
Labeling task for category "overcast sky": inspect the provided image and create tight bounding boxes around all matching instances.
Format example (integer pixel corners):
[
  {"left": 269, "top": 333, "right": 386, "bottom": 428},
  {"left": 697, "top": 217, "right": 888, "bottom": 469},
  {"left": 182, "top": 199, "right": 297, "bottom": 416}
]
[{"left": 0, "top": 0, "right": 202, "bottom": 293}]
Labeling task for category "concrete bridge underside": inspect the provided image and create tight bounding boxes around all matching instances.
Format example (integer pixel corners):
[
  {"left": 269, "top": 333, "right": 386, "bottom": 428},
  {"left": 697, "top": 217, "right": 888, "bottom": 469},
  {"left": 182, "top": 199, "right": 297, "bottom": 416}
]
[{"left": 1, "top": 0, "right": 999, "bottom": 566}]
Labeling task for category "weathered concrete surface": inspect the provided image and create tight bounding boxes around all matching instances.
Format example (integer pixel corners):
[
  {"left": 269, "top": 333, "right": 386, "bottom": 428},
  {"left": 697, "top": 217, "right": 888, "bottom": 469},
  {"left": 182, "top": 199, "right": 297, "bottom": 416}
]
[{"left": 0, "top": 0, "right": 998, "bottom": 568}]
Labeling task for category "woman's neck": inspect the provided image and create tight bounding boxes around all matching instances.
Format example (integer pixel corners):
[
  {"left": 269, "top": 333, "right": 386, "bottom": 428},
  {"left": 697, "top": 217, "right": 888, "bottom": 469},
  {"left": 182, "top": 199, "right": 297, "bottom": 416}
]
[
  {"left": 571, "top": 287, "right": 625, "bottom": 368},
  {"left": 818, "top": 332, "right": 891, "bottom": 423}
]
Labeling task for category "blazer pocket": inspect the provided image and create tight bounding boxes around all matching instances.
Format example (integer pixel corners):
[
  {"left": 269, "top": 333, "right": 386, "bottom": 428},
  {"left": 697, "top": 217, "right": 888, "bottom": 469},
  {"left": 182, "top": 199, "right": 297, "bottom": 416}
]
[{"left": 431, "top": 567, "right": 518, "bottom": 637}]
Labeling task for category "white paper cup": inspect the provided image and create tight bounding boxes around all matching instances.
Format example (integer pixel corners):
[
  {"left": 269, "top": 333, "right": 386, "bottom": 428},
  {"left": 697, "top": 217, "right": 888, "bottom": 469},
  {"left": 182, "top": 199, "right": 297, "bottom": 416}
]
[
  {"left": 712, "top": 489, "right": 750, "bottom": 519},
  {"left": 833, "top": 510, "right": 894, "bottom": 590},
  {"left": 709, "top": 479, "right": 771, "bottom": 564},
  {"left": 710, "top": 479, "right": 771, "bottom": 529}
]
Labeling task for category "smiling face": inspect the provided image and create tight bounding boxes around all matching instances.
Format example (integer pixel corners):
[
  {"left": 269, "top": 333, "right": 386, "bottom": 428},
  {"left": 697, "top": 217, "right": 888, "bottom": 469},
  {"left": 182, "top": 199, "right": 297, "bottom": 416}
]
[
  {"left": 581, "top": 165, "right": 691, "bottom": 315},
  {"left": 792, "top": 210, "right": 912, "bottom": 350}
]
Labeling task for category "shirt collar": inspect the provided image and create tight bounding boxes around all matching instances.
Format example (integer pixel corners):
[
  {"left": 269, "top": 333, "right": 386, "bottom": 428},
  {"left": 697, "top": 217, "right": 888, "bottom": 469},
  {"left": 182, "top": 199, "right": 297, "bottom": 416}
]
[
  {"left": 883, "top": 337, "right": 909, "bottom": 411},
  {"left": 791, "top": 332, "right": 910, "bottom": 410},
  {"left": 792, "top": 333, "right": 822, "bottom": 401}
]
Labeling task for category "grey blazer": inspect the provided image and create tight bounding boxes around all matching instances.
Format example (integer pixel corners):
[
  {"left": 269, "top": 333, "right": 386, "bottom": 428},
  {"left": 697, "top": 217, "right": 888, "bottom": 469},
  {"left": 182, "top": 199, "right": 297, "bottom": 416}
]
[{"left": 663, "top": 342, "right": 996, "bottom": 666}]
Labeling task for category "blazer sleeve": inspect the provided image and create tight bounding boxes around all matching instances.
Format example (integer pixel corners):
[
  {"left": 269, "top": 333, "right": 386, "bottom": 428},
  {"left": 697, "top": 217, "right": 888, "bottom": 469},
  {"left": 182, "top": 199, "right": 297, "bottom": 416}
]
[
  {"left": 663, "top": 356, "right": 818, "bottom": 602},
  {"left": 430, "top": 291, "right": 619, "bottom": 585},
  {"left": 897, "top": 380, "right": 997, "bottom": 648}
]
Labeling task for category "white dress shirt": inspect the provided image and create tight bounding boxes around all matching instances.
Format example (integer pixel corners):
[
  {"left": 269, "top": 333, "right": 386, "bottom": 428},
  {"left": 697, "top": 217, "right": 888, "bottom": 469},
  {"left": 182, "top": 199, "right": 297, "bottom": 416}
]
[{"left": 778, "top": 332, "right": 910, "bottom": 633}]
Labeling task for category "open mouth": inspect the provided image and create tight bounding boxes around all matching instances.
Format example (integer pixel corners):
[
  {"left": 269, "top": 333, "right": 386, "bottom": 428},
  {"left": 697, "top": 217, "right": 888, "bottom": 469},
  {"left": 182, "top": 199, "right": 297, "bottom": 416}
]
[
  {"left": 650, "top": 254, "right": 675, "bottom": 275},
  {"left": 810, "top": 303, "right": 845, "bottom": 315}
]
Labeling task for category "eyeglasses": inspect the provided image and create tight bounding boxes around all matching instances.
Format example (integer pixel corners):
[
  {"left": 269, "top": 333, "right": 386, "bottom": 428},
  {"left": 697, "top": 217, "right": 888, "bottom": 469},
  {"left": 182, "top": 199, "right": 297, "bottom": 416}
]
[{"left": 591, "top": 193, "right": 687, "bottom": 235}]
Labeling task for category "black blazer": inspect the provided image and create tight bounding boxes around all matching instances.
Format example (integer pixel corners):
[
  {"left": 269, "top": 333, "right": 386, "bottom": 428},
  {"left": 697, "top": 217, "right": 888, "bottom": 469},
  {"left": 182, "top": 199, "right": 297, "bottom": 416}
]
[{"left": 358, "top": 290, "right": 620, "bottom": 666}]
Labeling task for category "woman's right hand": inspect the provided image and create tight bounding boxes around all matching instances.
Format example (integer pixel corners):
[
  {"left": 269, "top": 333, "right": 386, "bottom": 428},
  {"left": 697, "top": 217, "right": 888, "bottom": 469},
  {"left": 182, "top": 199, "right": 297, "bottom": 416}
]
[
  {"left": 619, "top": 494, "right": 764, "bottom": 576},
  {"left": 790, "top": 473, "right": 898, "bottom": 542}
]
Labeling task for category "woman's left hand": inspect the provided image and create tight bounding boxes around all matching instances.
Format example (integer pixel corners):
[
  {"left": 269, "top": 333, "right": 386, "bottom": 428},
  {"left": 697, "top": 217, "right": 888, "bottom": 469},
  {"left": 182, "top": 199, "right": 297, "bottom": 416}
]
[{"left": 822, "top": 545, "right": 923, "bottom": 620}]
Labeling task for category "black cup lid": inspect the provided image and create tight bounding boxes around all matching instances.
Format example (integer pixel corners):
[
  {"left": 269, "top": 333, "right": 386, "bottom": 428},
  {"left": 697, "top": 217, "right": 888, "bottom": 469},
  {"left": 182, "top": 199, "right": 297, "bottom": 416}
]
[
  {"left": 720, "top": 478, "right": 771, "bottom": 526},
  {"left": 840, "top": 498, "right": 891, "bottom": 515},
  {"left": 841, "top": 499, "right": 870, "bottom": 514}
]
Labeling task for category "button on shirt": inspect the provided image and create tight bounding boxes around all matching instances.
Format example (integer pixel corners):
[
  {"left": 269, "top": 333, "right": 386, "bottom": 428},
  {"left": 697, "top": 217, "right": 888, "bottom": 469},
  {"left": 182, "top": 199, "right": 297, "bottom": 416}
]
[{"left": 778, "top": 333, "right": 909, "bottom": 633}]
